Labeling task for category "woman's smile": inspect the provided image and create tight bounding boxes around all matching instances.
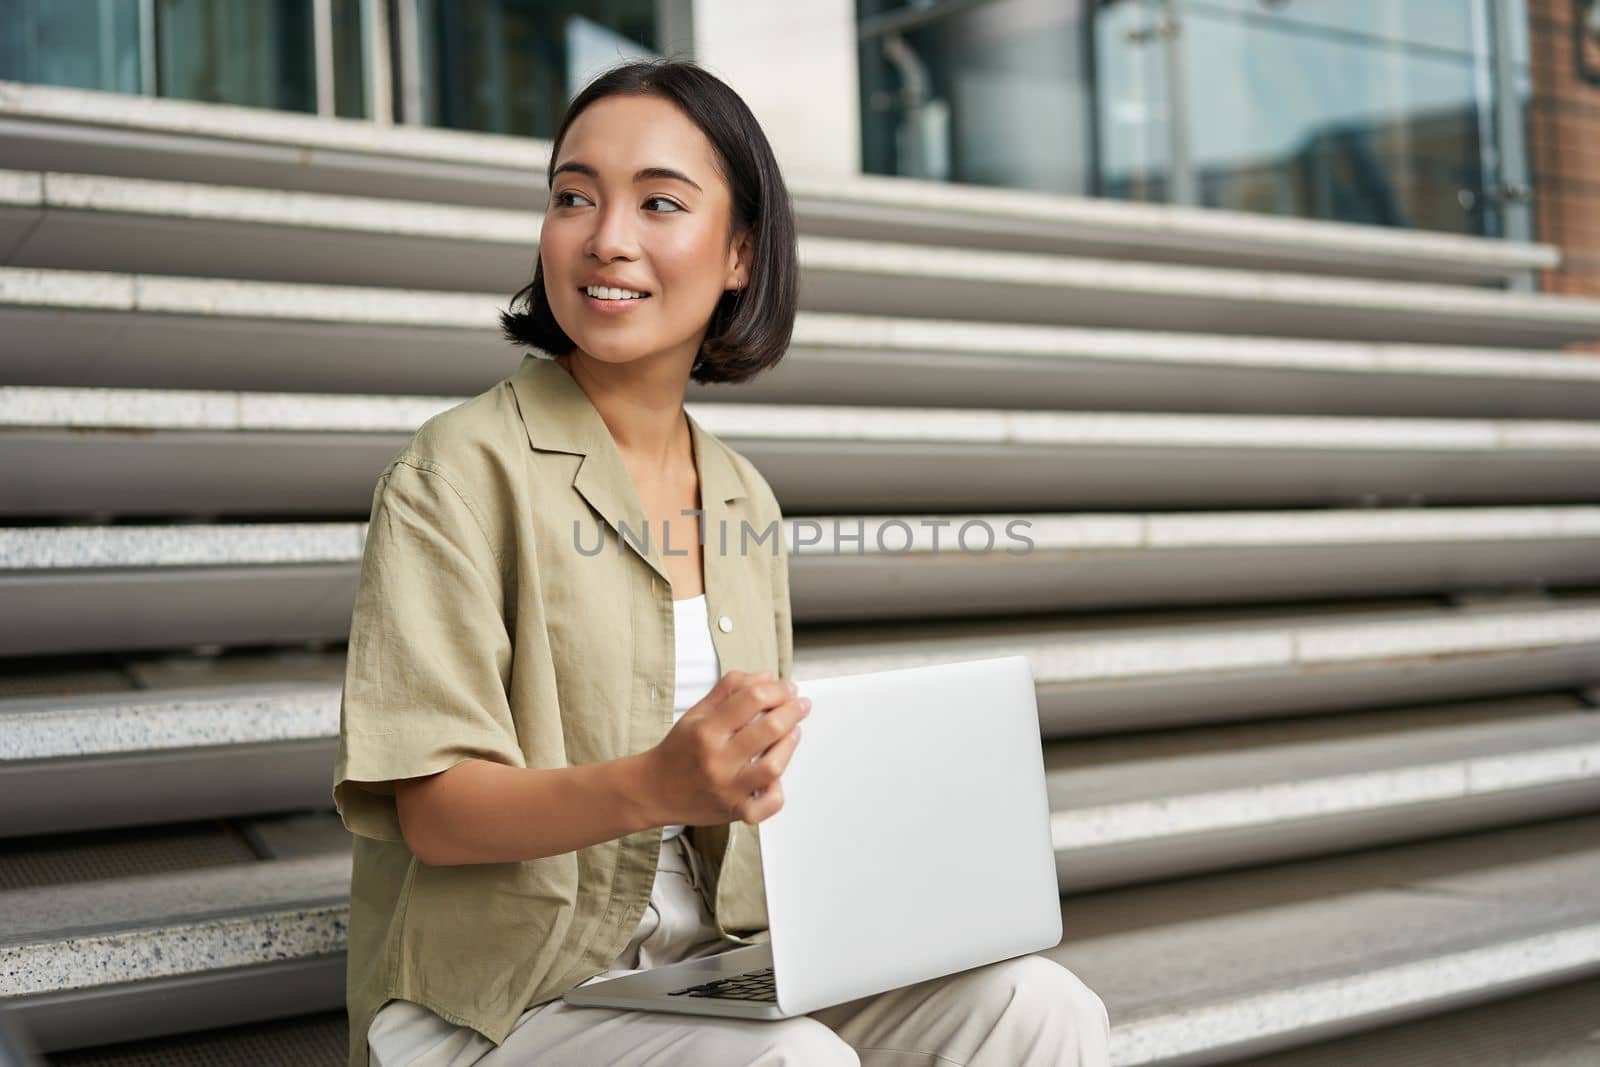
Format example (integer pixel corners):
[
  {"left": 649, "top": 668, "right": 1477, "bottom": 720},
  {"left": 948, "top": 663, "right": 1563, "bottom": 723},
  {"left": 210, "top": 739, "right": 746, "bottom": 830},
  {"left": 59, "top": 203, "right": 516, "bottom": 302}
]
[{"left": 580, "top": 288, "right": 654, "bottom": 315}]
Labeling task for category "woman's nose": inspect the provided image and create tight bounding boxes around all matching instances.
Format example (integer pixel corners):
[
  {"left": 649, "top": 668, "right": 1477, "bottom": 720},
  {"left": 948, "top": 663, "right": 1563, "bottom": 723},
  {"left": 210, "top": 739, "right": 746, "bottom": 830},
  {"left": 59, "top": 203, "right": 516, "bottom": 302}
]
[{"left": 585, "top": 202, "right": 641, "bottom": 262}]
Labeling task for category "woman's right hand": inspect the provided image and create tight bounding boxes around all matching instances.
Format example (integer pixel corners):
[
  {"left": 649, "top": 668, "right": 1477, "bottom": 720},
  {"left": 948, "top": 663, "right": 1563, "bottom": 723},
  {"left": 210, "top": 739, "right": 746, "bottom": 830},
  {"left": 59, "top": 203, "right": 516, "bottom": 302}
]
[{"left": 646, "top": 670, "right": 810, "bottom": 827}]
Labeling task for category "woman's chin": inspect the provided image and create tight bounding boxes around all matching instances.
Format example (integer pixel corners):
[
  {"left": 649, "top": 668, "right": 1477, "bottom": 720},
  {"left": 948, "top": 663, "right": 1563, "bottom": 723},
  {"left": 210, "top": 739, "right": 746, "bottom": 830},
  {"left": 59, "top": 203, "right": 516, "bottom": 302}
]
[{"left": 570, "top": 341, "right": 656, "bottom": 365}]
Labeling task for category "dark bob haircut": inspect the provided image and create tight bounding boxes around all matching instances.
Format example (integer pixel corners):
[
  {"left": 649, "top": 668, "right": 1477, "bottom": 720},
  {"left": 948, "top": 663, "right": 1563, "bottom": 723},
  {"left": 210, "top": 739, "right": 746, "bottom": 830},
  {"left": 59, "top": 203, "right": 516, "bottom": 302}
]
[{"left": 498, "top": 57, "right": 799, "bottom": 386}]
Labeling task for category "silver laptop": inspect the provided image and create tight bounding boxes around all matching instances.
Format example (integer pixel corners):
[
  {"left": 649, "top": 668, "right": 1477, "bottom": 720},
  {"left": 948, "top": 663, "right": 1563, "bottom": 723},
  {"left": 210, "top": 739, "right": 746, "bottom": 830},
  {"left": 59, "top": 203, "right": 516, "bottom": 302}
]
[{"left": 563, "top": 653, "right": 1061, "bottom": 1019}]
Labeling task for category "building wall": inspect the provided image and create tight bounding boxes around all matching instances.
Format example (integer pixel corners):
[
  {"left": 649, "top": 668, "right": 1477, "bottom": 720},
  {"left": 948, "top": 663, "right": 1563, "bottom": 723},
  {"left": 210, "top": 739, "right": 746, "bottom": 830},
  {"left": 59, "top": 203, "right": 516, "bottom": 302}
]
[
  {"left": 673, "top": 0, "right": 861, "bottom": 183},
  {"left": 1529, "top": 0, "right": 1600, "bottom": 323}
]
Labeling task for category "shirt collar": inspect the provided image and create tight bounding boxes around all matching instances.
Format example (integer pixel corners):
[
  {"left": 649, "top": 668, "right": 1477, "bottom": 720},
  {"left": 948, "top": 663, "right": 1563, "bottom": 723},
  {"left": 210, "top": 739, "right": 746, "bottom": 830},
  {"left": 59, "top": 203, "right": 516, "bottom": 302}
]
[{"left": 508, "top": 353, "right": 748, "bottom": 586}]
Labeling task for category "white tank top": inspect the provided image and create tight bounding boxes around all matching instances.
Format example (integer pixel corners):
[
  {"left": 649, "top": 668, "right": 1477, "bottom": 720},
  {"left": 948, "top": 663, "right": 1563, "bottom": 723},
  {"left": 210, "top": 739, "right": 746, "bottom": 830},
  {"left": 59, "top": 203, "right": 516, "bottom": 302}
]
[{"left": 662, "top": 593, "right": 721, "bottom": 842}]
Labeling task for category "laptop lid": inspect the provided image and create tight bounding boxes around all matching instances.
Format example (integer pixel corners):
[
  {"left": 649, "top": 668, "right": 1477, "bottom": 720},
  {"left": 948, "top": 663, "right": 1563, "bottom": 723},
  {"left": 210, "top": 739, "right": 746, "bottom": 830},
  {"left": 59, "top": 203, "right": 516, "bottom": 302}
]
[{"left": 757, "top": 654, "right": 1061, "bottom": 1016}]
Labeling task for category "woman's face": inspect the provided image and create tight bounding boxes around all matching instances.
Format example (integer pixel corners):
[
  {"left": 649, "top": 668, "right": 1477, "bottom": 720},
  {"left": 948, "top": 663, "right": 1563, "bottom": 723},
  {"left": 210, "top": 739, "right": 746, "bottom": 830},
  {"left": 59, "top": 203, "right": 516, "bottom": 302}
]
[{"left": 541, "top": 94, "right": 749, "bottom": 372}]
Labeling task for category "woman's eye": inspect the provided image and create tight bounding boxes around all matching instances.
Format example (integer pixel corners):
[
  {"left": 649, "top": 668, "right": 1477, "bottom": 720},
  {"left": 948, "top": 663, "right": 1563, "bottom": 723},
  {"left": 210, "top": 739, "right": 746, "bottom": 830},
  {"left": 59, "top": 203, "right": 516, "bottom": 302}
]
[{"left": 550, "top": 191, "right": 681, "bottom": 213}]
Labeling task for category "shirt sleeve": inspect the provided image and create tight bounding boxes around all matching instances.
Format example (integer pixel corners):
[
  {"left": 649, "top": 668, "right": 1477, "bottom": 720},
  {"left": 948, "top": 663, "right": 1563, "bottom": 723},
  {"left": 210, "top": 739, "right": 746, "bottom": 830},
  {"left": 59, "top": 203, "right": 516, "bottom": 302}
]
[{"left": 331, "top": 456, "right": 524, "bottom": 843}]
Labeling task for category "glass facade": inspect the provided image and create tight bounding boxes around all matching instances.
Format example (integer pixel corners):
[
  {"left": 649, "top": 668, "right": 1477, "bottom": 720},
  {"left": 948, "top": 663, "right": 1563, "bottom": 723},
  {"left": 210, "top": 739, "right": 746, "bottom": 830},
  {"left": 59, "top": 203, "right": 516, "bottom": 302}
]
[
  {"left": 859, "top": 0, "right": 1098, "bottom": 191},
  {"left": 411, "top": 0, "right": 657, "bottom": 138},
  {"left": 859, "top": 0, "right": 1535, "bottom": 239},
  {"left": 1169, "top": 0, "right": 1534, "bottom": 238},
  {"left": 0, "top": 0, "right": 655, "bottom": 130},
  {"left": 1, "top": 0, "right": 1536, "bottom": 239},
  {"left": 0, "top": 0, "right": 145, "bottom": 95},
  {"left": 332, "top": 0, "right": 368, "bottom": 119},
  {"left": 155, "top": 0, "right": 317, "bottom": 112},
  {"left": 0, "top": 0, "right": 366, "bottom": 114}
]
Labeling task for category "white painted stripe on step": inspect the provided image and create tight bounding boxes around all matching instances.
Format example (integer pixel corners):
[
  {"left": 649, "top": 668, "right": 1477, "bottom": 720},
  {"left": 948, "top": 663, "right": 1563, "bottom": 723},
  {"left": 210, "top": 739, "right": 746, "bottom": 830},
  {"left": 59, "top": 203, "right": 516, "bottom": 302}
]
[{"left": 10, "top": 268, "right": 1600, "bottom": 382}]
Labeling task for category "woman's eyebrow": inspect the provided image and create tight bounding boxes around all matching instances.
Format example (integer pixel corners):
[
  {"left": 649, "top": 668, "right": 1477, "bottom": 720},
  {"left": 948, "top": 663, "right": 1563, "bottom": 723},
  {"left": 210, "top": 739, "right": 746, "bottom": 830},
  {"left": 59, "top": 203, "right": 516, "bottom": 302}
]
[{"left": 551, "top": 161, "right": 703, "bottom": 193}]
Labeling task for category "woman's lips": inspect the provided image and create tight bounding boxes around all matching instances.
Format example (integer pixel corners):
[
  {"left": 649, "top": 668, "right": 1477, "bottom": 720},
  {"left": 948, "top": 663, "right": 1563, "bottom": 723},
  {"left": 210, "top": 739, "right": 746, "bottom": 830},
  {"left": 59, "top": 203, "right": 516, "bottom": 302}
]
[{"left": 579, "top": 289, "right": 652, "bottom": 315}]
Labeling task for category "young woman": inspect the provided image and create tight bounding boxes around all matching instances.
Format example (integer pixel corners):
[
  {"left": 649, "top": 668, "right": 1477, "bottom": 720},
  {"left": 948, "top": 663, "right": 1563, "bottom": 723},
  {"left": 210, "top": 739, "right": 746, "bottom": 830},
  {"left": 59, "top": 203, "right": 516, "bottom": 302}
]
[{"left": 336, "top": 57, "right": 1111, "bottom": 1067}]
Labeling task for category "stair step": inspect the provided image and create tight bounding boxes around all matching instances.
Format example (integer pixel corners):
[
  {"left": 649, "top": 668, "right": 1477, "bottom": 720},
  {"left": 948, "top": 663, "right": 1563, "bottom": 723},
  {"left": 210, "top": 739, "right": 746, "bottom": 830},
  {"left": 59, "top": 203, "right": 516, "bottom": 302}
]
[
  {"left": 765, "top": 317, "right": 1600, "bottom": 420},
  {"left": 9, "top": 267, "right": 1600, "bottom": 417},
  {"left": 1, "top": 593, "right": 1594, "bottom": 750},
  {"left": 1053, "top": 812, "right": 1600, "bottom": 1065},
  {"left": 789, "top": 171, "right": 1557, "bottom": 288},
  {"left": 0, "top": 816, "right": 349, "bottom": 1055},
  {"left": 3, "top": 811, "right": 1596, "bottom": 1063},
  {"left": 0, "top": 168, "right": 536, "bottom": 293},
  {"left": 6, "top": 384, "right": 1600, "bottom": 516},
  {"left": 44, "top": 976, "right": 1600, "bottom": 1067},
  {"left": 4, "top": 507, "right": 1599, "bottom": 654},
  {"left": 0, "top": 264, "right": 506, "bottom": 396},
  {"left": 795, "top": 237, "right": 1600, "bottom": 347},
  {"left": 0, "top": 522, "right": 366, "bottom": 655},
  {"left": 1048, "top": 693, "right": 1600, "bottom": 889},
  {"left": 44, "top": 1009, "right": 347, "bottom": 1067},
  {"left": 5, "top": 617, "right": 1597, "bottom": 871},
  {"left": 1226, "top": 974, "right": 1600, "bottom": 1067},
  {"left": 3, "top": 170, "right": 1594, "bottom": 345},
  {"left": 801, "top": 595, "right": 1600, "bottom": 734},
  {"left": 0, "top": 820, "right": 260, "bottom": 891},
  {"left": 0, "top": 79, "right": 546, "bottom": 213},
  {"left": 0, "top": 82, "right": 1554, "bottom": 285}
]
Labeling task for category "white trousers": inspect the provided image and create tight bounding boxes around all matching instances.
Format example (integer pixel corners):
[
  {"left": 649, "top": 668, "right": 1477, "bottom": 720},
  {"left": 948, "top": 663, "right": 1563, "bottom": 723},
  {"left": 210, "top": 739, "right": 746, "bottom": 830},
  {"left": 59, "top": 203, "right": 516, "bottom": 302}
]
[{"left": 369, "top": 831, "right": 1111, "bottom": 1066}]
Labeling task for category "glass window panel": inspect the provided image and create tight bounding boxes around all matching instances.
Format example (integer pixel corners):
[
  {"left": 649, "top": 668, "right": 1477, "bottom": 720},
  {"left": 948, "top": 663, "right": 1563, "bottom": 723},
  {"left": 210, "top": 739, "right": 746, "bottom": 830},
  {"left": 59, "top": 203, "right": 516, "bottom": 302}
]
[
  {"left": 0, "top": 0, "right": 144, "bottom": 94},
  {"left": 858, "top": 0, "right": 1097, "bottom": 196},
  {"left": 1192, "top": 0, "right": 1483, "bottom": 57},
  {"left": 155, "top": 0, "right": 316, "bottom": 112},
  {"left": 1177, "top": 0, "right": 1502, "bottom": 236},
  {"left": 1093, "top": 0, "right": 1175, "bottom": 204},
  {"left": 333, "top": 0, "right": 367, "bottom": 118},
  {"left": 416, "top": 0, "right": 657, "bottom": 138},
  {"left": 859, "top": 0, "right": 1532, "bottom": 241}
]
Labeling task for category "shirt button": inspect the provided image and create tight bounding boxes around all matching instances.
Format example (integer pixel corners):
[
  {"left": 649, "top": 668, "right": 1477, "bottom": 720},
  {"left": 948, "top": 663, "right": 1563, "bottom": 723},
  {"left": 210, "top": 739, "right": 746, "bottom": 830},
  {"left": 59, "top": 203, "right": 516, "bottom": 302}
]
[{"left": 717, "top": 615, "right": 733, "bottom": 633}]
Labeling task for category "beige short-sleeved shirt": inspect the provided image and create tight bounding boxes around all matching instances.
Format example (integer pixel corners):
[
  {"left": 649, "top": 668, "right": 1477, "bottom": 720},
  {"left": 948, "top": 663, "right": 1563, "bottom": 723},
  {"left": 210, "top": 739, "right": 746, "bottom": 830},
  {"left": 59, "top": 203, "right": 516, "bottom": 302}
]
[{"left": 331, "top": 353, "right": 791, "bottom": 1067}]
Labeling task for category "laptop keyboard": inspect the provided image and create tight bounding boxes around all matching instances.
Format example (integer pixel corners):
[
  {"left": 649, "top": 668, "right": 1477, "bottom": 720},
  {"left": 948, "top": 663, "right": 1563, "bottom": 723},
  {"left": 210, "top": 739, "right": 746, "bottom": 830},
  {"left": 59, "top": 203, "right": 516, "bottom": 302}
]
[{"left": 667, "top": 965, "right": 777, "bottom": 1001}]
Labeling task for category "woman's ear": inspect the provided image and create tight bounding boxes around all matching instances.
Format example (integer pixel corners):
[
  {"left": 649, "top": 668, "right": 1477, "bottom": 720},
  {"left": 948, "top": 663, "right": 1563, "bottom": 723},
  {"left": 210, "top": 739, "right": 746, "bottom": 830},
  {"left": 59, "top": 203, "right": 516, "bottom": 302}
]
[{"left": 727, "top": 228, "right": 754, "bottom": 291}]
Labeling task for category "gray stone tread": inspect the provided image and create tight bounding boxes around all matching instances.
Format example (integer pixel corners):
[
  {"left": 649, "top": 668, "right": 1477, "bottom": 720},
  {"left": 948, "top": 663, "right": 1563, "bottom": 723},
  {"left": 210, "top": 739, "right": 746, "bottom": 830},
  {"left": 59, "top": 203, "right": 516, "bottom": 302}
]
[
  {"left": 0, "top": 851, "right": 349, "bottom": 947},
  {"left": 1053, "top": 813, "right": 1600, "bottom": 1022},
  {"left": 1228, "top": 974, "right": 1600, "bottom": 1066}
]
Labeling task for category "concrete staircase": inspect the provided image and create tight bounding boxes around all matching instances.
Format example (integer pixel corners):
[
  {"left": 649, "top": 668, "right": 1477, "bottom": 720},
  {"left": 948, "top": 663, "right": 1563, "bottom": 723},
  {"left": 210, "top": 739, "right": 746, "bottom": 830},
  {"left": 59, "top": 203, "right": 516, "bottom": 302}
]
[{"left": 2, "top": 79, "right": 1598, "bottom": 1066}]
